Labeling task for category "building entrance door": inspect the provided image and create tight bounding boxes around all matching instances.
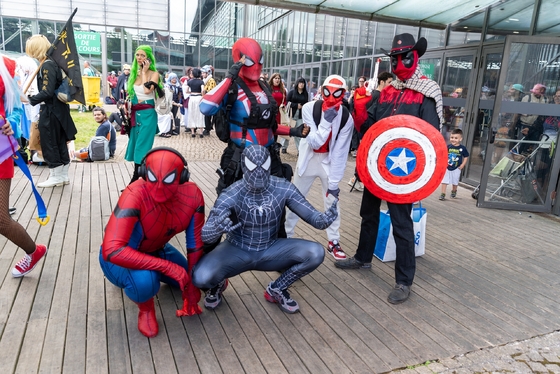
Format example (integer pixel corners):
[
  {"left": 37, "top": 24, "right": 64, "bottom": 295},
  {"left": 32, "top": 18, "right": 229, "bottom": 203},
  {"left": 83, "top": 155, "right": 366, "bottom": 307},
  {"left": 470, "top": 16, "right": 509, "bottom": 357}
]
[
  {"left": 463, "top": 46, "right": 504, "bottom": 186},
  {"left": 477, "top": 36, "right": 560, "bottom": 214}
]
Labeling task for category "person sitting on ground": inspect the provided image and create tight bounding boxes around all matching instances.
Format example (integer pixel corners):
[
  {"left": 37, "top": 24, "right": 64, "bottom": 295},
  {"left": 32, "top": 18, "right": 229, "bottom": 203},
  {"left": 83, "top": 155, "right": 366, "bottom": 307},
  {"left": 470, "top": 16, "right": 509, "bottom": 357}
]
[
  {"left": 192, "top": 145, "right": 338, "bottom": 314},
  {"left": 108, "top": 100, "right": 126, "bottom": 132},
  {"left": 75, "top": 107, "right": 117, "bottom": 161},
  {"left": 100, "top": 147, "right": 205, "bottom": 338}
]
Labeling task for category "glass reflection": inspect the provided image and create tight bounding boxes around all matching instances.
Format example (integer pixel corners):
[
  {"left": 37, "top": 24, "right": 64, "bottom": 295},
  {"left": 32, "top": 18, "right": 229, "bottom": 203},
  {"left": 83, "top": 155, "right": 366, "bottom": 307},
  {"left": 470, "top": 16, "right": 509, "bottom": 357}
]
[{"left": 441, "top": 55, "right": 474, "bottom": 143}]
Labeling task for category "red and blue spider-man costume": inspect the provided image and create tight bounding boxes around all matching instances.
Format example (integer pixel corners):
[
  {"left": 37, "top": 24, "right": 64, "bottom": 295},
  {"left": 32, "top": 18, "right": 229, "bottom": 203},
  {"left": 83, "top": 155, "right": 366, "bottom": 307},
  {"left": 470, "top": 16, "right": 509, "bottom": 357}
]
[
  {"left": 100, "top": 147, "right": 205, "bottom": 338},
  {"left": 200, "top": 38, "right": 309, "bottom": 194}
]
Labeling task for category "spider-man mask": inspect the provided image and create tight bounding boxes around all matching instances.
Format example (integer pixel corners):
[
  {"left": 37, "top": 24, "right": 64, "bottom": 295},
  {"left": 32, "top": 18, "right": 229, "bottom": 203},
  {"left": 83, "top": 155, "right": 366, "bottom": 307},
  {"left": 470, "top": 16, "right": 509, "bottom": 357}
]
[
  {"left": 143, "top": 150, "right": 186, "bottom": 203},
  {"left": 321, "top": 75, "right": 347, "bottom": 111},
  {"left": 241, "top": 145, "right": 271, "bottom": 191},
  {"left": 232, "top": 38, "right": 263, "bottom": 82},
  {"left": 391, "top": 50, "right": 418, "bottom": 81}
]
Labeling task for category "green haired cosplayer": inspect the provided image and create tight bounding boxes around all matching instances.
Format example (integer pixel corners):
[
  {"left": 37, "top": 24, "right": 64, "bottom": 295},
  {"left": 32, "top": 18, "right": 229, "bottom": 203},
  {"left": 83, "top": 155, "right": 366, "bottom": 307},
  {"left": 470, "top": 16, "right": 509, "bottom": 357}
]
[
  {"left": 124, "top": 45, "right": 161, "bottom": 184},
  {"left": 127, "top": 45, "right": 163, "bottom": 100}
]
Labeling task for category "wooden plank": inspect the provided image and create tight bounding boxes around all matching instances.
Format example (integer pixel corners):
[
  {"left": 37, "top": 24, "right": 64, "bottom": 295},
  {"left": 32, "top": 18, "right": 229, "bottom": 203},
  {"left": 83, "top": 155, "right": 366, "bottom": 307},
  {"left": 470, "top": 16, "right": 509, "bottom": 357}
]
[{"left": 159, "top": 288, "right": 200, "bottom": 374}]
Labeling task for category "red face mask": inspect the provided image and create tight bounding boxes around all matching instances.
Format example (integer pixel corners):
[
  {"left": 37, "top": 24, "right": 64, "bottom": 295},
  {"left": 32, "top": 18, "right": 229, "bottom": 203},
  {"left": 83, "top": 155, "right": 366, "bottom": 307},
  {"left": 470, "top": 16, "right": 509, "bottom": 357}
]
[
  {"left": 232, "top": 38, "right": 263, "bottom": 82},
  {"left": 391, "top": 50, "right": 418, "bottom": 80},
  {"left": 321, "top": 76, "right": 346, "bottom": 111},
  {"left": 143, "top": 151, "right": 185, "bottom": 203}
]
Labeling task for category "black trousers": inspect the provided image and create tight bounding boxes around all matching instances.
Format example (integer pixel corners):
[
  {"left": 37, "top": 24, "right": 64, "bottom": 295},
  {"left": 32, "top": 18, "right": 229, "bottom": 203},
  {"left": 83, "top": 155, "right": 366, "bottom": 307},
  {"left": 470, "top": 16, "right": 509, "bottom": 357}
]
[
  {"left": 204, "top": 115, "right": 213, "bottom": 133},
  {"left": 354, "top": 188, "right": 415, "bottom": 286},
  {"left": 171, "top": 106, "right": 180, "bottom": 134}
]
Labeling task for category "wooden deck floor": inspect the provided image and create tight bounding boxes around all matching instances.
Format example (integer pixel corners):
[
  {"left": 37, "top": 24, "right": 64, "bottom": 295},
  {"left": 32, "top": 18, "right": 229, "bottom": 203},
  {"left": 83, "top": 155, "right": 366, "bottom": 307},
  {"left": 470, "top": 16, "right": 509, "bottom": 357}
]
[{"left": 2, "top": 142, "right": 560, "bottom": 373}]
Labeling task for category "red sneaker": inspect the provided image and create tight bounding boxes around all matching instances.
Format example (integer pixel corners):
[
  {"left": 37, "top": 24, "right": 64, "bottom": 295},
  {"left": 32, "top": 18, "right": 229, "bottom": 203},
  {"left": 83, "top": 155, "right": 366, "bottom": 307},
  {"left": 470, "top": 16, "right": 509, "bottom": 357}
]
[
  {"left": 12, "top": 244, "right": 48, "bottom": 277},
  {"left": 327, "top": 240, "right": 346, "bottom": 260}
]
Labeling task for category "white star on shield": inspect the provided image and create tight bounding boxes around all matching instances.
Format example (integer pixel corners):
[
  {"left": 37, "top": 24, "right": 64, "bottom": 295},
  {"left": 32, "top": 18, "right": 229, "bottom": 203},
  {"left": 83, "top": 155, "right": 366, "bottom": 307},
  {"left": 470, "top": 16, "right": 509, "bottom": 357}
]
[{"left": 388, "top": 148, "right": 416, "bottom": 175}]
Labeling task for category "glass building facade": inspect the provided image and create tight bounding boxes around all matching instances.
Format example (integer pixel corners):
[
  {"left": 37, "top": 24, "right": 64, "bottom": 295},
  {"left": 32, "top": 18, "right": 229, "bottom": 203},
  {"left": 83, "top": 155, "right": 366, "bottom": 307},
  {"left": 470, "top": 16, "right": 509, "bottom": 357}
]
[{"left": 0, "top": 0, "right": 555, "bottom": 87}]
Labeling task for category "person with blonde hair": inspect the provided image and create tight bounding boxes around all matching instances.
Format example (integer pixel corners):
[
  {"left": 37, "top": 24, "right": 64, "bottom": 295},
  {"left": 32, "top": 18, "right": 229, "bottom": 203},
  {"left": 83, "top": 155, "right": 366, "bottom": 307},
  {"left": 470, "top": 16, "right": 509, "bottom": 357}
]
[
  {"left": 0, "top": 53, "right": 48, "bottom": 277},
  {"left": 124, "top": 45, "right": 161, "bottom": 185},
  {"left": 26, "top": 34, "right": 77, "bottom": 188}
]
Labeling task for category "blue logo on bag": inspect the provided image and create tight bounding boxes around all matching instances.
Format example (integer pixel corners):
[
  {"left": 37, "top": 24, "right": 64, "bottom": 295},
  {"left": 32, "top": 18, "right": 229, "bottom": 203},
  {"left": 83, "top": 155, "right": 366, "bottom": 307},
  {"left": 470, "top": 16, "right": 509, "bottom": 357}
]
[{"left": 415, "top": 231, "right": 421, "bottom": 245}]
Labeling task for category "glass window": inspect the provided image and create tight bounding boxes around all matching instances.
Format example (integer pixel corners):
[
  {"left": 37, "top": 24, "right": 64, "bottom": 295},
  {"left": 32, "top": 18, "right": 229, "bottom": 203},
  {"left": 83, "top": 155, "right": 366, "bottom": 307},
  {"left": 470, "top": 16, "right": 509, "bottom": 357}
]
[
  {"left": 312, "top": 15, "right": 325, "bottom": 63},
  {"left": 356, "top": 58, "right": 372, "bottom": 80},
  {"left": 344, "top": 19, "right": 359, "bottom": 59},
  {"left": 418, "top": 57, "right": 441, "bottom": 81},
  {"left": 536, "top": 0, "right": 560, "bottom": 35},
  {"left": 373, "top": 23, "right": 394, "bottom": 55},
  {"left": 420, "top": 28, "right": 446, "bottom": 49},
  {"left": 341, "top": 60, "right": 356, "bottom": 88},
  {"left": 448, "top": 30, "right": 482, "bottom": 46},
  {"left": 322, "top": 15, "right": 335, "bottom": 61},
  {"left": 441, "top": 54, "right": 475, "bottom": 142},
  {"left": 487, "top": 0, "right": 535, "bottom": 37},
  {"left": 332, "top": 18, "right": 345, "bottom": 60},
  {"left": 1, "top": 18, "right": 24, "bottom": 53},
  {"left": 484, "top": 40, "right": 560, "bottom": 208}
]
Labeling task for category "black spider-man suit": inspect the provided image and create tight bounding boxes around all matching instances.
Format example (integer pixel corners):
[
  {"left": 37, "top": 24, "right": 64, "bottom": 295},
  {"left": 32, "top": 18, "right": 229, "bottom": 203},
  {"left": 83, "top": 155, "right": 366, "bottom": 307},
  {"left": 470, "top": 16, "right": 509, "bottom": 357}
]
[{"left": 192, "top": 145, "right": 338, "bottom": 313}]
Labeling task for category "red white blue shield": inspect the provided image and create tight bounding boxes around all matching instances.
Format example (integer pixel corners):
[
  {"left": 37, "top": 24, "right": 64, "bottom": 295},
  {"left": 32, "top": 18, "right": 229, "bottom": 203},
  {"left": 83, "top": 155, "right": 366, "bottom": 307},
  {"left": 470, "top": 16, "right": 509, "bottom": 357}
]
[{"left": 356, "top": 115, "right": 447, "bottom": 203}]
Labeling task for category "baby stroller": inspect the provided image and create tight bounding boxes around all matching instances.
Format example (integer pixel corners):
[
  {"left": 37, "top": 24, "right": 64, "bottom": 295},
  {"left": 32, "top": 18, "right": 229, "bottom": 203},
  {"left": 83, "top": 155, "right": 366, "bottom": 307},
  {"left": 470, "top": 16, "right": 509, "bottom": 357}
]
[{"left": 481, "top": 134, "right": 549, "bottom": 204}]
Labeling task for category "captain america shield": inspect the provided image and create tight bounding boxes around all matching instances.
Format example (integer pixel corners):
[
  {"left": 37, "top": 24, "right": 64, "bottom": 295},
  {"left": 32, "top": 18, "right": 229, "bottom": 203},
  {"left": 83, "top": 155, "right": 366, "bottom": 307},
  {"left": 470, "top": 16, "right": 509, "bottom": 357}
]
[{"left": 356, "top": 114, "right": 447, "bottom": 203}]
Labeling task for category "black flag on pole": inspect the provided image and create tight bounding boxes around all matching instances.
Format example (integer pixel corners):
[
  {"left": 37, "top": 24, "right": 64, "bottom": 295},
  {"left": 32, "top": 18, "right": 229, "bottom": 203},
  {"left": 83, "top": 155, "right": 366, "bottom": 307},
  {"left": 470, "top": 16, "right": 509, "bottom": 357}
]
[{"left": 46, "top": 8, "right": 85, "bottom": 105}]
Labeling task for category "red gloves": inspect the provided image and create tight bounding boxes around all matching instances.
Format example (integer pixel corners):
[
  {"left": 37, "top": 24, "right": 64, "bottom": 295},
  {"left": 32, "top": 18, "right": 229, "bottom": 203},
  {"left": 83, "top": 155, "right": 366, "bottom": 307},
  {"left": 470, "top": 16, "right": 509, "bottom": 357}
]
[{"left": 176, "top": 248, "right": 204, "bottom": 317}]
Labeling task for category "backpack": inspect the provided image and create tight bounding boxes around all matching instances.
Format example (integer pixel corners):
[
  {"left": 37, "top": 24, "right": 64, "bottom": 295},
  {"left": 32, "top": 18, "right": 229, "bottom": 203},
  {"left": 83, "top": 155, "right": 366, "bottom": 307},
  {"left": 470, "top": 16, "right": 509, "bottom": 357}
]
[
  {"left": 55, "top": 71, "right": 73, "bottom": 103},
  {"left": 88, "top": 135, "right": 110, "bottom": 161},
  {"left": 312, "top": 100, "right": 350, "bottom": 141},
  {"left": 213, "top": 82, "right": 238, "bottom": 142}
]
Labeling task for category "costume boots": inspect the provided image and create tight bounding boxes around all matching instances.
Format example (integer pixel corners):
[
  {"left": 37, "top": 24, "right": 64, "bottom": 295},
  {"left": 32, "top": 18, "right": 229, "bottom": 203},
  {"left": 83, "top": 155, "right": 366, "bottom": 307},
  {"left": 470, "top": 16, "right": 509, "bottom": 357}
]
[
  {"left": 135, "top": 298, "right": 159, "bottom": 338},
  {"left": 61, "top": 163, "right": 70, "bottom": 185},
  {"left": 37, "top": 165, "right": 65, "bottom": 188}
]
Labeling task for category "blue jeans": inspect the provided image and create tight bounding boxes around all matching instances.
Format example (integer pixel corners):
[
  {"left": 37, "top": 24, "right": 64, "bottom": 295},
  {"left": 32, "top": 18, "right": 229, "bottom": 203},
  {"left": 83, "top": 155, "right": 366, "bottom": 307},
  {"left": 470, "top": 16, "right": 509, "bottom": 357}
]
[
  {"left": 192, "top": 238, "right": 324, "bottom": 291},
  {"left": 99, "top": 243, "right": 188, "bottom": 303}
]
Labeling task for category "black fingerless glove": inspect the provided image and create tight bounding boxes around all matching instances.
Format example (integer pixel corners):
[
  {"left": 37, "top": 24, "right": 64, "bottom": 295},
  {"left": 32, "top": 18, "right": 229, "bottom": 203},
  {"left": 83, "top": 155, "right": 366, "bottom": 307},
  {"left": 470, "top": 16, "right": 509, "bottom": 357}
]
[
  {"left": 226, "top": 61, "right": 244, "bottom": 81},
  {"left": 290, "top": 124, "right": 307, "bottom": 138}
]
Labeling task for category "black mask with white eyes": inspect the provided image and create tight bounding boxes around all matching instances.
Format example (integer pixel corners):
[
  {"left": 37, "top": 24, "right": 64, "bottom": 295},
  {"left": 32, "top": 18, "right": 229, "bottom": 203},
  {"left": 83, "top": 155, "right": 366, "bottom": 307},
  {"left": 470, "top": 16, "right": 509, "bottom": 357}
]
[{"left": 241, "top": 145, "right": 271, "bottom": 191}]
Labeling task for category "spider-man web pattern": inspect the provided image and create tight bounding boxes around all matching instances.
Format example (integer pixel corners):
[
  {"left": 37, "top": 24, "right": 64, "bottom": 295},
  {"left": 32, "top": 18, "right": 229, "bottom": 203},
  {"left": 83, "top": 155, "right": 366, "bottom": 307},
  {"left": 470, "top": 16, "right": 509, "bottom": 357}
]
[{"left": 194, "top": 145, "right": 338, "bottom": 292}]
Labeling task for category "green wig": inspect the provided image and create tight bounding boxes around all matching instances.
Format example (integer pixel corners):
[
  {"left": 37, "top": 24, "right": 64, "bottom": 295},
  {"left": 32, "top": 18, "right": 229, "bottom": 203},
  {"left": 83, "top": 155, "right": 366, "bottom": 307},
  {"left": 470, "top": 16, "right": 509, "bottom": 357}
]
[{"left": 127, "top": 45, "right": 163, "bottom": 100}]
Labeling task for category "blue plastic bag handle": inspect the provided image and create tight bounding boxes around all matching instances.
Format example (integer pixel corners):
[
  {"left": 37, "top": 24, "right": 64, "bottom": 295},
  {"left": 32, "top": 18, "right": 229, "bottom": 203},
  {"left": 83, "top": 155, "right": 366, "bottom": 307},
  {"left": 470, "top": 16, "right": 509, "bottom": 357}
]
[{"left": 12, "top": 151, "right": 49, "bottom": 226}]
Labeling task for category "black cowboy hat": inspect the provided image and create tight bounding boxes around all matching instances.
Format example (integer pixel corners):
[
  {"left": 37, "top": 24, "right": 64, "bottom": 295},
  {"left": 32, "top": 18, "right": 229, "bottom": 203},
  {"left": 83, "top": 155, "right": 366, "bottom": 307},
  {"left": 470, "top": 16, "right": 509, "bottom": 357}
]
[{"left": 381, "top": 33, "right": 427, "bottom": 57}]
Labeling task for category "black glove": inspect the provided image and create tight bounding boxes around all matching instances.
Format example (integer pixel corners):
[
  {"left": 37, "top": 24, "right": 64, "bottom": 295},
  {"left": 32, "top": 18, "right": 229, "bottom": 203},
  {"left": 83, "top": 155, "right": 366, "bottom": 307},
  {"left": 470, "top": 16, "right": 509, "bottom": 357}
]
[
  {"left": 324, "top": 107, "right": 338, "bottom": 122},
  {"left": 226, "top": 61, "right": 244, "bottom": 81},
  {"left": 326, "top": 188, "right": 340, "bottom": 199},
  {"left": 290, "top": 124, "right": 307, "bottom": 138}
]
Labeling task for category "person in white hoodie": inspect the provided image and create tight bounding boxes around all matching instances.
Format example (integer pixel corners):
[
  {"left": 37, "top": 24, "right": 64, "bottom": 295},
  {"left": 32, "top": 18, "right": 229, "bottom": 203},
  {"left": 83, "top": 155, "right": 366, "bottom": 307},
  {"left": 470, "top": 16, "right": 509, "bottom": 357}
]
[{"left": 284, "top": 75, "right": 353, "bottom": 260}]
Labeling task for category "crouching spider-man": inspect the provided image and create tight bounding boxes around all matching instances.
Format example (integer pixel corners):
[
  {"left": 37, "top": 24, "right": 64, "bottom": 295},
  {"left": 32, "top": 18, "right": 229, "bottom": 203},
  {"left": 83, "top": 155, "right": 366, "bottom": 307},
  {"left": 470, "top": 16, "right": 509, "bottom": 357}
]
[
  {"left": 100, "top": 147, "right": 205, "bottom": 338},
  {"left": 192, "top": 145, "right": 338, "bottom": 314}
]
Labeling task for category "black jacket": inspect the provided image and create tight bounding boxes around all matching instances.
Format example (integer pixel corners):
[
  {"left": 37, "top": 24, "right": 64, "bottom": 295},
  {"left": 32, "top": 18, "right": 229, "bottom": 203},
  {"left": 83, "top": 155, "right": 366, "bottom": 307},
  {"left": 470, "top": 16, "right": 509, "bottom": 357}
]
[
  {"left": 287, "top": 89, "right": 308, "bottom": 119},
  {"left": 362, "top": 85, "right": 439, "bottom": 135},
  {"left": 29, "top": 59, "right": 77, "bottom": 142}
]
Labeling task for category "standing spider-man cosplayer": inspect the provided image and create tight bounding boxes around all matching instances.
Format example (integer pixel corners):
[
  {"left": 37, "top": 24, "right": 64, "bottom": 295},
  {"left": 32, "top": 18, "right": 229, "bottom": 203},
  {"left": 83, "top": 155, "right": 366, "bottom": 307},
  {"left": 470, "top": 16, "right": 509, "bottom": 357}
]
[
  {"left": 100, "top": 147, "right": 205, "bottom": 338},
  {"left": 199, "top": 38, "right": 309, "bottom": 195},
  {"left": 336, "top": 34, "right": 444, "bottom": 305},
  {"left": 192, "top": 145, "right": 338, "bottom": 314}
]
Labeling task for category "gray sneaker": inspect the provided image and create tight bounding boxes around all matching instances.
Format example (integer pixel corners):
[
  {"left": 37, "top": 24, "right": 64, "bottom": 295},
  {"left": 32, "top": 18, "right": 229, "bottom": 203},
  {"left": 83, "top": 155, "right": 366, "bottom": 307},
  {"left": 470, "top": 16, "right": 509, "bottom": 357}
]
[
  {"left": 387, "top": 284, "right": 411, "bottom": 304},
  {"left": 204, "top": 279, "right": 228, "bottom": 310},
  {"left": 334, "top": 256, "right": 372, "bottom": 269}
]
